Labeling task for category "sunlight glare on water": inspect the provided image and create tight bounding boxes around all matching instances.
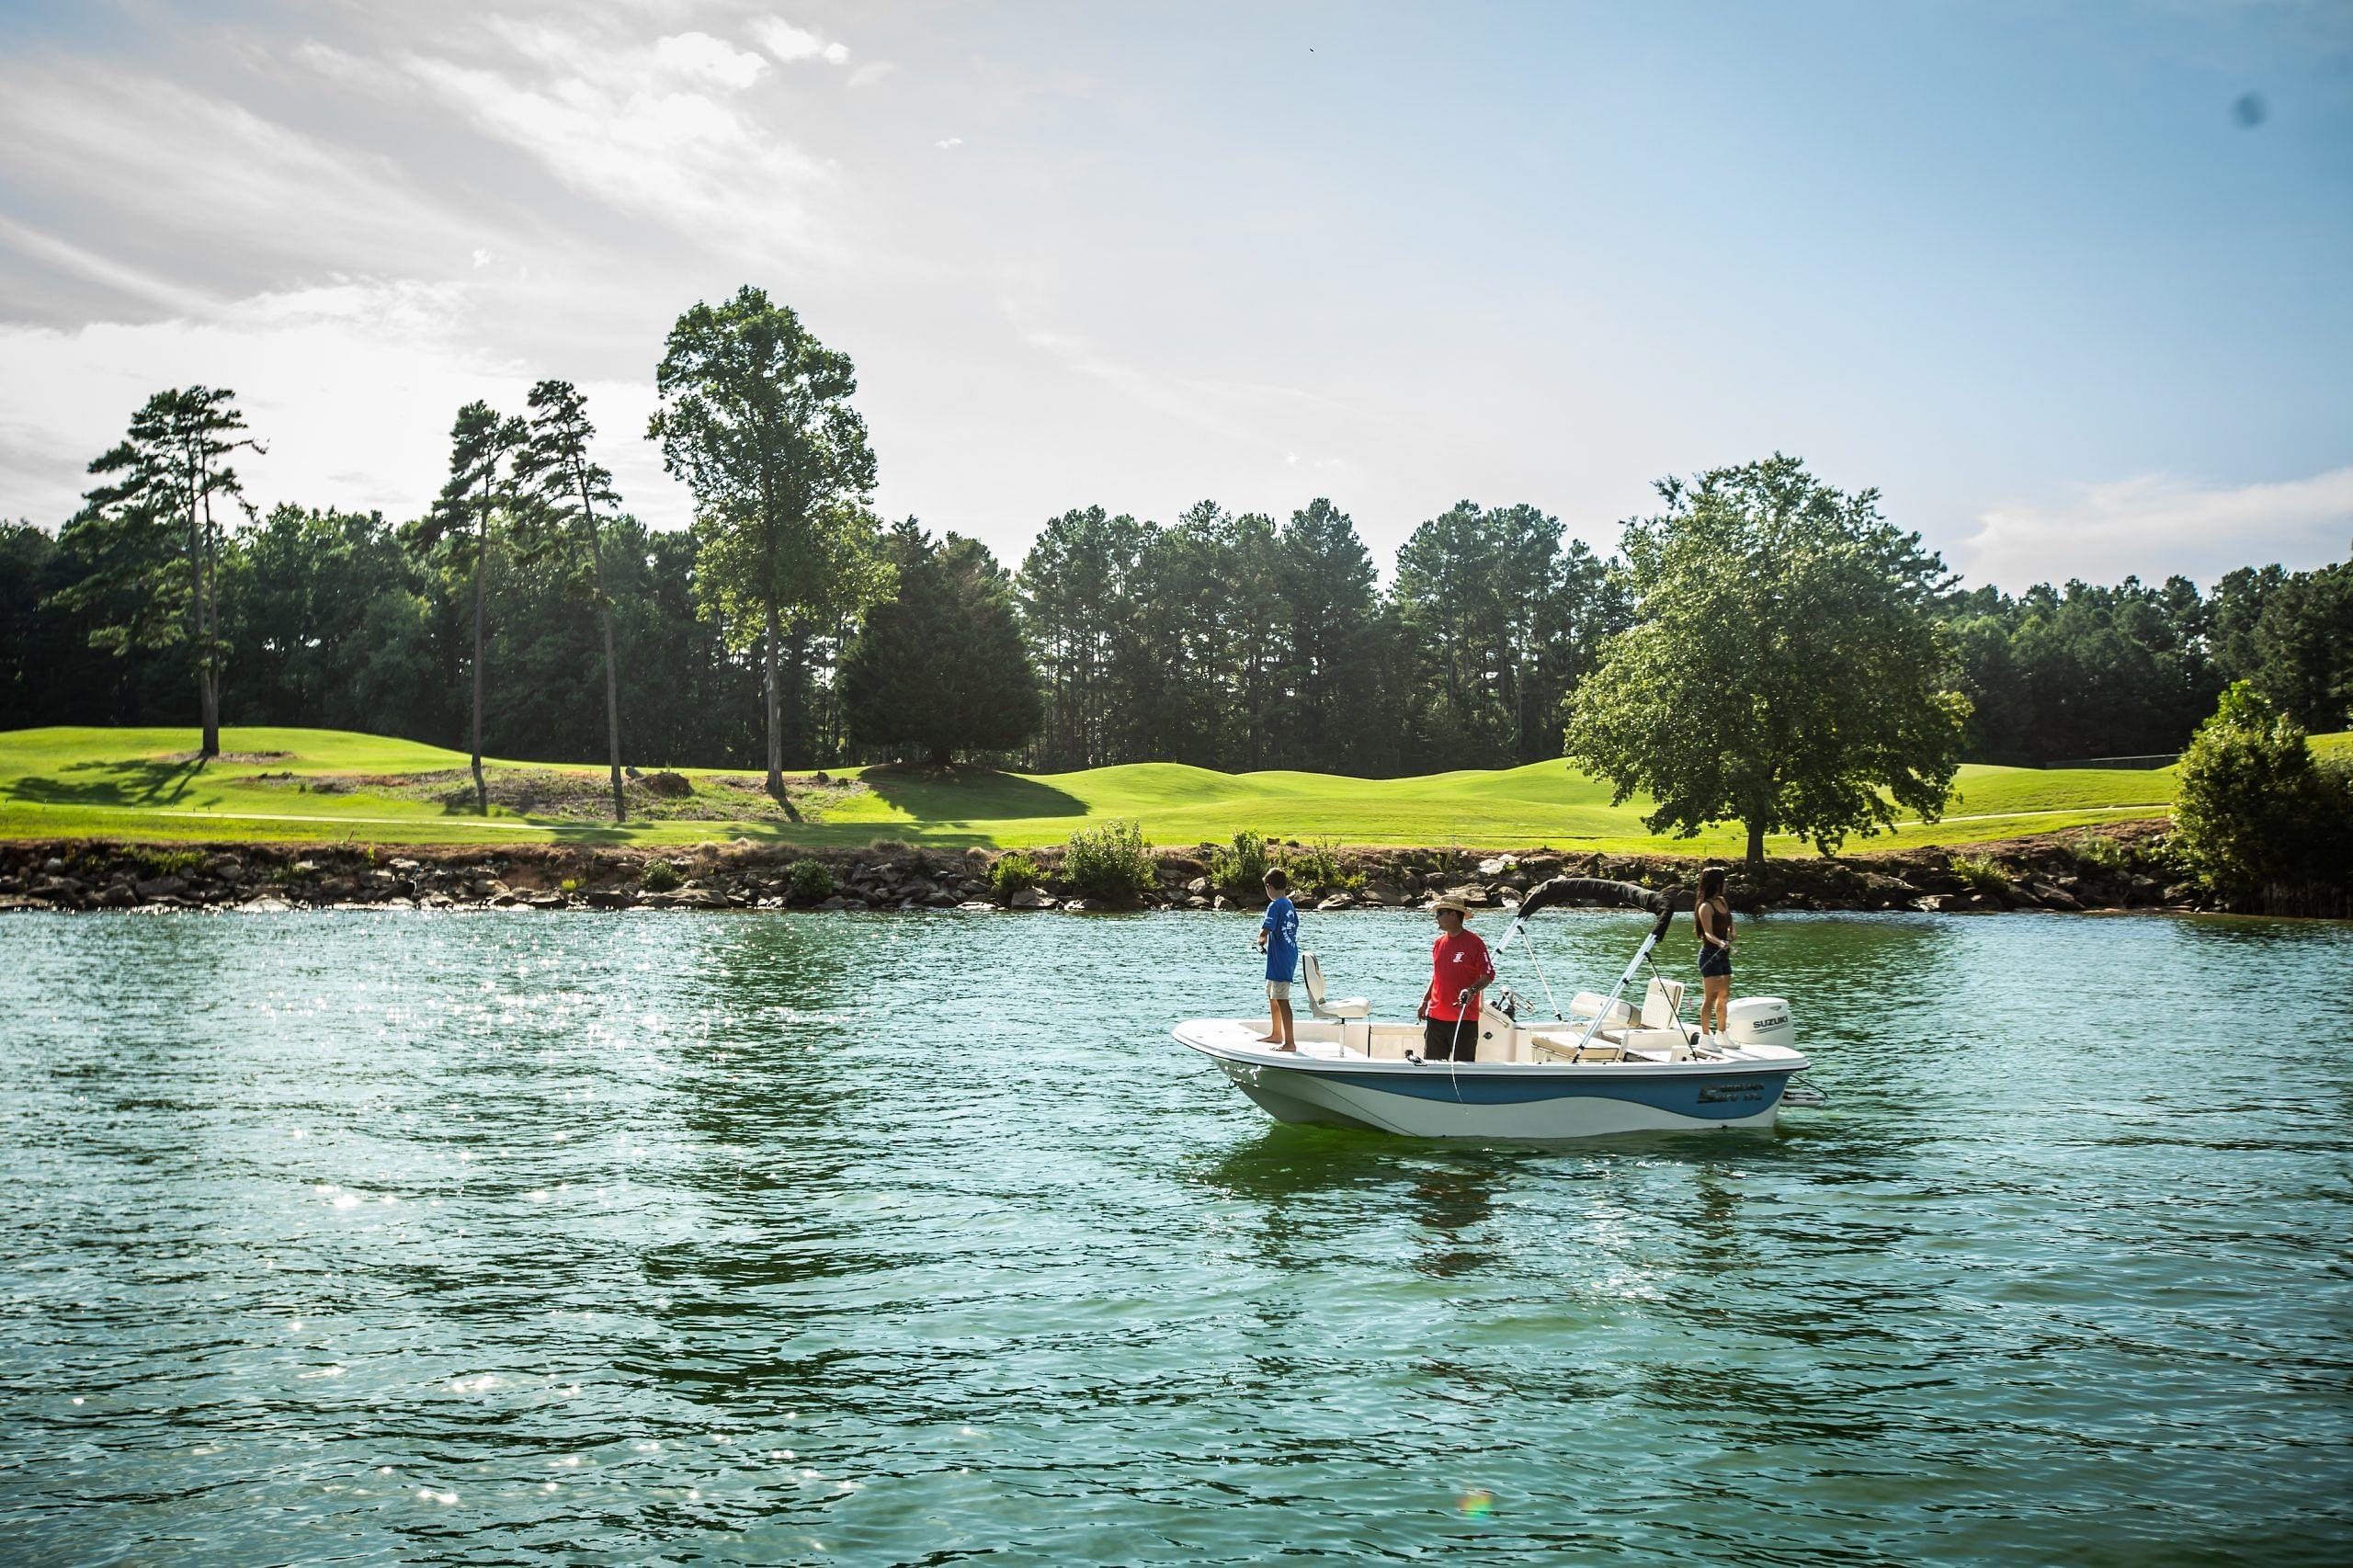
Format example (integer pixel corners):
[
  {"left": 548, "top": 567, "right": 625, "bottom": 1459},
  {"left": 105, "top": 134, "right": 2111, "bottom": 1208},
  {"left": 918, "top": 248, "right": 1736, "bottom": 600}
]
[{"left": 0, "top": 908, "right": 2348, "bottom": 1563}]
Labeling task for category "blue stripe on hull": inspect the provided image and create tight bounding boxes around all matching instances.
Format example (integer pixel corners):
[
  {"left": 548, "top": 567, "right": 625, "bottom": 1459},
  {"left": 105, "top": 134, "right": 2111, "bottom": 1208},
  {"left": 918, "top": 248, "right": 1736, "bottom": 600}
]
[{"left": 1295, "top": 1067, "right": 1790, "bottom": 1120}]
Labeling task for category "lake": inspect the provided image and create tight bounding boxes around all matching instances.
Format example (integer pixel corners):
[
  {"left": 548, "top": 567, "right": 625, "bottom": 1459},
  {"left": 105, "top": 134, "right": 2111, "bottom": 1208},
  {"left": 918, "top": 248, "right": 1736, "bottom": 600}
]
[{"left": 3, "top": 908, "right": 2348, "bottom": 1564}]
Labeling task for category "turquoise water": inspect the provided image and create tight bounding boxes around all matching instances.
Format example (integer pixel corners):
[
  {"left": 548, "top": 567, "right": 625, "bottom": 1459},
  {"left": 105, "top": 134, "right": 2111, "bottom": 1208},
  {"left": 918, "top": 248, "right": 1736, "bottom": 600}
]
[{"left": 2, "top": 908, "right": 2349, "bottom": 1564}]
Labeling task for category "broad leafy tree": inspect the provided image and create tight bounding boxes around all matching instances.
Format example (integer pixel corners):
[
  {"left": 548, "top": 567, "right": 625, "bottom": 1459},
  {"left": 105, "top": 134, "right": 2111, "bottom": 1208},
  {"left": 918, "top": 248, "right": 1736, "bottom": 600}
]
[
  {"left": 841, "top": 520, "right": 1042, "bottom": 766},
  {"left": 514, "top": 379, "right": 629, "bottom": 822},
  {"left": 2175, "top": 681, "right": 2349, "bottom": 895},
  {"left": 422, "top": 402, "right": 526, "bottom": 812},
  {"left": 651, "top": 285, "right": 882, "bottom": 792},
  {"left": 1565, "top": 455, "right": 1970, "bottom": 864},
  {"left": 50, "top": 387, "right": 261, "bottom": 757}
]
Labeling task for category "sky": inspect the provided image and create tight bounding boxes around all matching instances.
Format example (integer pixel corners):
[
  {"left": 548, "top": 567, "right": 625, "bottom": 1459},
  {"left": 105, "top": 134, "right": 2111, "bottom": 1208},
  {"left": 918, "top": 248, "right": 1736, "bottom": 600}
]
[{"left": 2, "top": 0, "right": 2348, "bottom": 593}]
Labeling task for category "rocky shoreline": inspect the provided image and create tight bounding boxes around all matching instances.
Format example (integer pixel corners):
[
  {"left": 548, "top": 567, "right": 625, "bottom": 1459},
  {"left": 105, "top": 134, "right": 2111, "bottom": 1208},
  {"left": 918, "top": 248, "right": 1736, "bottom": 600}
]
[{"left": 0, "top": 820, "right": 2289, "bottom": 918}]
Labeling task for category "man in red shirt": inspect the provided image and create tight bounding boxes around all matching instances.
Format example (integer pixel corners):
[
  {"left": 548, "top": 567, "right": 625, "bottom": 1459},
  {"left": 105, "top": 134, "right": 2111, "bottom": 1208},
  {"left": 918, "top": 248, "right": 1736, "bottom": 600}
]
[{"left": 1419, "top": 895, "right": 1495, "bottom": 1062}]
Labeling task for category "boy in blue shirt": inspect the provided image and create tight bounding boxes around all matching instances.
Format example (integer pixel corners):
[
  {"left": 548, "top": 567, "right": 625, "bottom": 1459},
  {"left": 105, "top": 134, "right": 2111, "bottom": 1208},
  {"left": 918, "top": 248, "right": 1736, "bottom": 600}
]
[{"left": 1254, "top": 869, "right": 1300, "bottom": 1051}]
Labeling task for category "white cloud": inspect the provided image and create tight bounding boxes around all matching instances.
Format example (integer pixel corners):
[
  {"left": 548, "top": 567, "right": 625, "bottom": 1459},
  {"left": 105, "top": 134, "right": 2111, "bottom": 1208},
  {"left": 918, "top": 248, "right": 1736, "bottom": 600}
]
[
  {"left": 0, "top": 280, "right": 680, "bottom": 532},
  {"left": 1960, "top": 468, "right": 2353, "bottom": 588},
  {"left": 471, "top": 247, "right": 492, "bottom": 268},
  {"left": 935, "top": 136, "right": 963, "bottom": 150},
  {"left": 751, "top": 17, "right": 849, "bottom": 66},
  {"left": 847, "top": 61, "right": 896, "bottom": 89},
  {"left": 652, "top": 31, "right": 771, "bottom": 92},
  {"left": 392, "top": 20, "right": 838, "bottom": 263}
]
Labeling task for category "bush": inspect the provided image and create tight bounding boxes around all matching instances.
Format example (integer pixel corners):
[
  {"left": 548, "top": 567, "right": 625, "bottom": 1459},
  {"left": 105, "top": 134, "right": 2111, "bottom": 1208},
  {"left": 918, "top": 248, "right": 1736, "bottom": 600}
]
[
  {"left": 989, "top": 851, "right": 1040, "bottom": 898},
  {"left": 788, "top": 858, "right": 835, "bottom": 903},
  {"left": 640, "top": 858, "right": 684, "bottom": 893},
  {"left": 2175, "top": 682, "right": 2349, "bottom": 895},
  {"left": 123, "top": 846, "right": 204, "bottom": 878},
  {"left": 1287, "top": 836, "right": 1361, "bottom": 897},
  {"left": 1063, "top": 819, "right": 1155, "bottom": 901},
  {"left": 1949, "top": 855, "right": 2010, "bottom": 895},
  {"left": 2065, "top": 832, "right": 2131, "bottom": 872},
  {"left": 560, "top": 877, "right": 580, "bottom": 894},
  {"left": 1210, "top": 829, "right": 1277, "bottom": 901}
]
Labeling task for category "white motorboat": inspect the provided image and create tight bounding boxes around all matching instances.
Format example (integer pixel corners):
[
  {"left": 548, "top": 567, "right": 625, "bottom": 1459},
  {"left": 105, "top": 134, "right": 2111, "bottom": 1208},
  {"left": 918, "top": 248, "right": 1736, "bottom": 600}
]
[{"left": 1173, "top": 878, "right": 1821, "bottom": 1141}]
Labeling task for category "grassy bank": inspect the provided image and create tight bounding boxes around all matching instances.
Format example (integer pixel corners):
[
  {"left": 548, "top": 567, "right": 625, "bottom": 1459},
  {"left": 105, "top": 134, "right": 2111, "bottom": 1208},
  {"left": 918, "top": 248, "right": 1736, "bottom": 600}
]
[{"left": 0, "top": 723, "right": 2229, "bottom": 855}]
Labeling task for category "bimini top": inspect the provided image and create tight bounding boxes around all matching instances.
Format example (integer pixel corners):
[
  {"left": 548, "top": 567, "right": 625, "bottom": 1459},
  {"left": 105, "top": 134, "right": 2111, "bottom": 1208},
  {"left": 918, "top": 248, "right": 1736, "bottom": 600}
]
[{"left": 1511, "top": 876, "right": 1685, "bottom": 937}]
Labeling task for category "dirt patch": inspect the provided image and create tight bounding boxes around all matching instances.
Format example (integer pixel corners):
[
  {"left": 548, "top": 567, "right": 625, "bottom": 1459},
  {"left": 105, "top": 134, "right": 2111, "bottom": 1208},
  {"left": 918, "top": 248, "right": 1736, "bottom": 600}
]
[
  {"left": 249, "top": 764, "right": 864, "bottom": 824},
  {"left": 162, "top": 751, "right": 292, "bottom": 765}
]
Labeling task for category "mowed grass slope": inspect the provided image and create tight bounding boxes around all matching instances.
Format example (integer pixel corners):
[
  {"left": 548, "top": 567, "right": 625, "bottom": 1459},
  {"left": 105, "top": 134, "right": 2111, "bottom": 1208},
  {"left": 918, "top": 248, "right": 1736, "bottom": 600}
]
[{"left": 0, "top": 724, "right": 2207, "bottom": 854}]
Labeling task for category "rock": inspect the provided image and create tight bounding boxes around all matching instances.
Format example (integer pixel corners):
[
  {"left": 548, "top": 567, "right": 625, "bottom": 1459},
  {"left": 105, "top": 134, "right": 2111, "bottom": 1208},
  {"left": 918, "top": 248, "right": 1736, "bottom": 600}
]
[
  {"left": 1316, "top": 894, "right": 1353, "bottom": 911},
  {"left": 292, "top": 859, "right": 321, "bottom": 875},
  {"left": 1912, "top": 893, "right": 1949, "bottom": 913},
  {"left": 1365, "top": 880, "right": 1407, "bottom": 906},
  {"left": 1185, "top": 895, "right": 1211, "bottom": 909},
  {"left": 244, "top": 896, "right": 293, "bottom": 913},
  {"left": 1185, "top": 876, "right": 1211, "bottom": 897},
  {"left": 491, "top": 892, "right": 520, "bottom": 908},
  {"left": 957, "top": 901, "right": 995, "bottom": 912},
  {"left": 97, "top": 882, "right": 136, "bottom": 909},
  {"left": 585, "top": 888, "right": 633, "bottom": 909},
  {"left": 133, "top": 875, "right": 187, "bottom": 899},
  {"left": 0, "top": 894, "right": 53, "bottom": 913},
  {"left": 523, "top": 892, "right": 566, "bottom": 910},
  {"left": 1476, "top": 856, "right": 1514, "bottom": 877},
  {"left": 641, "top": 770, "right": 694, "bottom": 798},
  {"left": 1009, "top": 887, "right": 1054, "bottom": 910},
  {"left": 669, "top": 888, "right": 731, "bottom": 911},
  {"left": 1063, "top": 898, "right": 1097, "bottom": 913},
  {"left": 41, "top": 857, "right": 65, "bottom": 875},
  {"left": 818, "top": 895, "right": 849, "bottom": 911},
  {"left": 1211, "top": 894, "right": 1233, "bottom": 911}
]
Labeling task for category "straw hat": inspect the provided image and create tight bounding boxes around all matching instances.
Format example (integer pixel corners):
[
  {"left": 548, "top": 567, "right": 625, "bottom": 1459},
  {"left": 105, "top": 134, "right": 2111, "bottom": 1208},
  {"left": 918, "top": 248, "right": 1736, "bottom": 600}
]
[{"left": 1429, "top": 894, "right": 1472, "bottom": 916}]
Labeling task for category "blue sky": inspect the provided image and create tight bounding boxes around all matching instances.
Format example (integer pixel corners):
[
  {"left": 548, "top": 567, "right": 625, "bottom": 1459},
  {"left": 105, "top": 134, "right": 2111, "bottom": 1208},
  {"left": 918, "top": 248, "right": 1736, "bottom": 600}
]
[{"left": 2, "top": 0, "right": 2347, "bottom": 589}]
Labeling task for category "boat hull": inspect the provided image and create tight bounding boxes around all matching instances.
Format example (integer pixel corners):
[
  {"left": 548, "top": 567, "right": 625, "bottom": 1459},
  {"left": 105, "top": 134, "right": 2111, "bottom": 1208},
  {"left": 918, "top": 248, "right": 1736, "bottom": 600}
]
[{"left": 1175, "top": 1020, "right": 1802, "bottom": 1141}]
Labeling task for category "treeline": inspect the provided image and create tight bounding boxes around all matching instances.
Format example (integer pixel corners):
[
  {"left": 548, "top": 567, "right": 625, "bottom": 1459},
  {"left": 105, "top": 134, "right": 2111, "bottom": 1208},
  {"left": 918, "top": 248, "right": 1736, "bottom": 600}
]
[{"left": 10, "top": 495, "right": 2347, "bottom": 775}]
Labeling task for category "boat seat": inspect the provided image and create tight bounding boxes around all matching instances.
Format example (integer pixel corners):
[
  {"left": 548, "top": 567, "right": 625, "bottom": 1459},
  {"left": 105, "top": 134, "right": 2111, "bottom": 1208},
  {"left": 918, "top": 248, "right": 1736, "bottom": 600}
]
[
  {"left": 1568, "top": 991, "right": 1632, "bottom": 1028},
  {"left": 1639, "top": 978, "right": 1686, "bottom": 1028},
  {"left": 1622, "top": 1028, "right": 1693, "bottom": 1061},
  {"left": 1301, "top": 952, "right": 1370, "bottom": 1020}
]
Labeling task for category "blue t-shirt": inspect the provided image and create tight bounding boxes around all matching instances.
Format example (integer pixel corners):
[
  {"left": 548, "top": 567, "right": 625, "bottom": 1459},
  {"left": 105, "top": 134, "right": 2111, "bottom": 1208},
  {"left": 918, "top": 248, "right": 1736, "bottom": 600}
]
[{"left": 1262, "top": 895, "right": 1300, "bottom": 981}]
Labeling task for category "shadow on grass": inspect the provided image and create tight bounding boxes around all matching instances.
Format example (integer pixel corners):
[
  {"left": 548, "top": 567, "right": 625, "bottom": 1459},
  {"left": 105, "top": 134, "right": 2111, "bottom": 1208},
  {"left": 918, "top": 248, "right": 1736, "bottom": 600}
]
[
  {"left": 854, "top": 765, "right": 1085, "bottom": 824},
  {"left": 5, "top": 757, "right": 210, "bottom": 808}
]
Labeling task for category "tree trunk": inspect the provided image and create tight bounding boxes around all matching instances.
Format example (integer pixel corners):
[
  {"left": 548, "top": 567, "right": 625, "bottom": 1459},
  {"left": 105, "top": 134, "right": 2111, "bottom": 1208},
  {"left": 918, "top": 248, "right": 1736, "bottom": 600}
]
[
  {"left": 929, "top": 742, "right": 951, "bottom": 769},
  {"left": 763, "top": 596, "right": 784, "bottom": 799},
  {"left": 470, "top": 508, "right": 488, "bottom": 814},
  {"left": 597, "top": 603, "right": 624, "bottom": 823},
  {"left": 1745, "top": 820, "right": 1766, "bottom": 868},
  {"left": 188, "top": 463, "right": 219, "bottom": 760},
  {"left": 574, "top": 480, "right": 625, "bottom": 824}
]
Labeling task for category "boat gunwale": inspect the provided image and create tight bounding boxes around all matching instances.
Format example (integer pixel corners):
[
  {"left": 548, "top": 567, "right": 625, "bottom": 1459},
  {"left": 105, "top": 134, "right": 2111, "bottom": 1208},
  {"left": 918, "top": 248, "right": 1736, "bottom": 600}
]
[{"left": 1170, "top": 1019, "right": 1808, "bottom": 1080}]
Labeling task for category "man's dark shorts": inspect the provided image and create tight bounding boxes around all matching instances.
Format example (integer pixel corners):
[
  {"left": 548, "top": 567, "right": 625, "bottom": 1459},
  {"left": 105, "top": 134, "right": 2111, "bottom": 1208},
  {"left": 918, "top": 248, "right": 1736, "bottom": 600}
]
[{"left": 1424, "top": 1016, "right": 1477, "bottom": 1062}]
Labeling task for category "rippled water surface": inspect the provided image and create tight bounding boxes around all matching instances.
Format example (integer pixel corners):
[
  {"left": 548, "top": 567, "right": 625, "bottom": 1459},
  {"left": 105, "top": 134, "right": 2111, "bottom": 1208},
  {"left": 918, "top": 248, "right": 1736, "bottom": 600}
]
[{"left": 4, "top": 908, "right": 2350, "bottom": 1564}]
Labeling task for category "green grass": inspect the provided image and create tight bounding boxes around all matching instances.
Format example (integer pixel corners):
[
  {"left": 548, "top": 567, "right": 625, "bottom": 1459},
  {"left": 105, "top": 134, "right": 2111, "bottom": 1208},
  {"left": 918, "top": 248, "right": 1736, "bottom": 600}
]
[{"left": 0, "top": 723, "right": 2244, "bottom": 856}]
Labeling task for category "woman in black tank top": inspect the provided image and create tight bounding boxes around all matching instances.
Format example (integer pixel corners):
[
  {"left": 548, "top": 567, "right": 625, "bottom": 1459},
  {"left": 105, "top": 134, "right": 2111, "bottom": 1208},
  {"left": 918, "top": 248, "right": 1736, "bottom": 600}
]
[{"left": 1693, "top": 865, "right": 1733, "bottom": 1035}]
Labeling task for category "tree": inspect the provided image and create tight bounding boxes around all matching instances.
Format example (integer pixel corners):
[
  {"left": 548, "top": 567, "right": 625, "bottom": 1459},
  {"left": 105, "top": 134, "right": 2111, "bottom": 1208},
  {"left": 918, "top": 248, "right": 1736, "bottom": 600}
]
[
  {"left": 50, "top": 387, "right": 261, "bottom": 757},
  {"left": 650, "top": 286, "right": 882, "bottom": 793},
  {"left": 841, "top": 520, "right": 1042, "bottom": 766},
  {"left": 1017, "top": 506, "right": 1147, "bottom": 769},
  {"left": 1564, "top": 455, "right": 1970, "bottom": 865},
  {"left": 514, "top": 380, "right": 629, "bottom": 823},
  {"left": 2174, "top": 681, "right": 2349, "bottom": 896},
  {"left": 1271, "top": 498, "right": 1382, "bottom": 768},
  {"left": 422, "top": 403, "right": 526, "bottom": 812}
]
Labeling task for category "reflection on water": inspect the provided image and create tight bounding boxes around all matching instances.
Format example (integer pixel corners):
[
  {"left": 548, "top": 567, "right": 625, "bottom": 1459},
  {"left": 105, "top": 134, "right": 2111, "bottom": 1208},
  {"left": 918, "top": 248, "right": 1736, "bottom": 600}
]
[{"left": 0, "top": 908, "right": 2348, "bottom": 1563}]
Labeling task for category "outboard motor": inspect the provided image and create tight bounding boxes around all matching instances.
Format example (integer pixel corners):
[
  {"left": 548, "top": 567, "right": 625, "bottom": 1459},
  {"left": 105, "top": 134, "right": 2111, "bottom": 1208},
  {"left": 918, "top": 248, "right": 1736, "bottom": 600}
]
[{"left": 1723, "top": 996, "right": 1794, "bottom": 1050}]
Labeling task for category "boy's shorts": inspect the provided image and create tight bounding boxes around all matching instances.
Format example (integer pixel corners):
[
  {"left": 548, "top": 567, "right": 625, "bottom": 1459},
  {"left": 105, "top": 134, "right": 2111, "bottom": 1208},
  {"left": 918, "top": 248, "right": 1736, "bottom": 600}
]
[{"left": 1266, "top": 980, "right": 1292, "bottom": 1002}]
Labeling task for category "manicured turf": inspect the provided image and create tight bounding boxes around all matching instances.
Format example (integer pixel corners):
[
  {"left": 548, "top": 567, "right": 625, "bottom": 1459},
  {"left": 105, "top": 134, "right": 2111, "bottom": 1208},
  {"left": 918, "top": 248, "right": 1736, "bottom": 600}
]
[{"left": 0, "top": 723, "right": 2224, "bottom": 855}]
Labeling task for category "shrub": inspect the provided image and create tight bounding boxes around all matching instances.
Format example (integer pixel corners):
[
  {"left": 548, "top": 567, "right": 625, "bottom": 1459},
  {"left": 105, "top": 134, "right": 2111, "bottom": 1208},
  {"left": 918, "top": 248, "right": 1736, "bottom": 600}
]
[
  {"left": 2175, "top": 682, "right": 2349, "bottom": 895},
  {"left": 560, "top": 877, "right": 580, "bottom": 894},
  {"left": 989, "top": 851, "right": 1040, "bottom": 898},
  {"left": 1949, "top": 855, "right": 2010, "bottom": 895},
  {"left": 1063, "top": 819, "right": 1155, "bottom": 901},
  {"left": 2066, "top": 832, "right": 2131, "bottom": 872},
  {"left": 124, "top": 846, "right": 204, "bottom": 878},
  {"left": 1210, "top": 829, "right": 1277, "bottom": 901},
  {"left": 1287, "top": 836, "right": 1361, "bottom": 896},
  {"left": 640, "top": 858, "right": 684, "bottom": 893},
  {"left": 788, "top": 858, "right": 835, "bottom": 903}
]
